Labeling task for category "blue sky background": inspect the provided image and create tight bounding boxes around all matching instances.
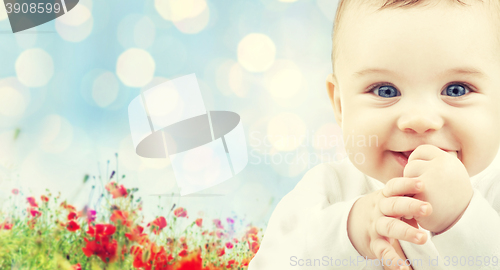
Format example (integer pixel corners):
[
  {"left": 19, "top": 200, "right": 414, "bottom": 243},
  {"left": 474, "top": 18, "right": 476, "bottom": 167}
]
[{"left": 0, "top": 0, "right": 346, "bottom": 230}]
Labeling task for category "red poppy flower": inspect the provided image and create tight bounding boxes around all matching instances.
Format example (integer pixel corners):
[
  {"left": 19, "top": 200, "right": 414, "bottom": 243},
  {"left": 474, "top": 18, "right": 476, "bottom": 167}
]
[
  {"left": 67, "top": 220, "right": 80, "bottom": 232},
  {"left": 217, "top": 247, "right": 225, "bottom": 257},
  {"left": 225, "top": 242, "right": 233, "bottom": 249},
  {"left": 195, "top": 218, "right": 202, "bottom": 227},
  {"left": 27, "top": 197, "right": 38, "bottom": 207},
  {"left": 110, "top": 210, "right": 131, "bottom": 227},
  {"left": 249, "top": 241, "right": 260, "bottom": 253},
  {"left": 11, "top": 189, "right": 19, "bottom": 195},
  {"left": 227, "top": 259, "right": 238, "bottom": 268},
  {"left": 72, "top": 263, "right": 81, "bottom": 270},
  {"left": 0, "top": 222, "right": 13, "bottom": 230},
  {"left": 68, "top": 211, "right": 77, "bottom": 220},
  {"left": 41, "top": 195, "right": 49, "bottom": 202},
  {"left": 105, "top": 181, "right": 128, "bottom": 199},
  {"left": 147, "top": 216, "right": 167, "bottom": 235},
  {"left": 178, "top": 249, "right": 188, "bottom": 257},
  {"left": 132, "top": 242, "right": 174, "bottom": 270},
  {"left": 82, "top": 237, "right": 118, "bottom": 263},
  {"left": 87, "top": 223, "right": 116, "bottom": 237},
  {"left": 174, "top": 207, "right": 187, "bottom": 218},
  {"left": 29, "top": 208, "right": 41, "bottom": 217},
  {"left": 124, "top": 225, "right": 147, "bottom": 242},
  {"left": 241, "top": 258, "right": 250, "bottom": 266}
]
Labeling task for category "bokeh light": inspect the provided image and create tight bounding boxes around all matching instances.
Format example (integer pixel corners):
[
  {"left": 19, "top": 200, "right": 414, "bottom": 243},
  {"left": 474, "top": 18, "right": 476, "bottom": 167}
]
[
  {"left": 0, "top": 77, "right": 30, "bottom": 118},
  {"left": 155, "top": 0, "right": 207, "bottom": 22},
  {"left": 0, "top": 3, "right": 7, "bottom": 21},
  {"left": 15, "top": 48, "right": 54, "bottom": 88},
  {"left": 55, "top": 4, "right": 94, "bottom": 42},
  {"left": 237, "top": 33, "right": 276, "bottom": 73},
  {"left": 116, "top": 48, "right": 156, "bottom": 87},
  {"left": 264, "top": 59, "right": 303, "bottom": 99},
  {"left": 173, "top": 5, "right": 210, "bottom": 34},
  {"left": 0, "top": 87, "right": 26, "bottom": 117},
  {"left": 91, "top": 71, "right": 120, "bottom": 108}
]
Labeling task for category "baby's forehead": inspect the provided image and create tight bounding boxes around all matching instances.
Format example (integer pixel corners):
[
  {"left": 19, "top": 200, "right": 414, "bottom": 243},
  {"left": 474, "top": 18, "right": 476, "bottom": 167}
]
[{"left": 332, "top": 0, "right": 500, "bottom": 74}]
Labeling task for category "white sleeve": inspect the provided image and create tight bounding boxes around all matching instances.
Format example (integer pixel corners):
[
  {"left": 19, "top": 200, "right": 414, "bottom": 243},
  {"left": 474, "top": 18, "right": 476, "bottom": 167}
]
[
  {"left": 248, "top": 164, "right": 369, "bottom": 270},
  {"left": 431, "top": 189, "right": 500, "bottom": 268}
]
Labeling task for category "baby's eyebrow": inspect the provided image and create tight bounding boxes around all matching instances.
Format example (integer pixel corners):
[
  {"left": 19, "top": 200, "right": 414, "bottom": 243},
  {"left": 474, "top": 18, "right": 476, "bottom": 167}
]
[{"left": 353, "top": 67, "right": 487, "bottom": 79}]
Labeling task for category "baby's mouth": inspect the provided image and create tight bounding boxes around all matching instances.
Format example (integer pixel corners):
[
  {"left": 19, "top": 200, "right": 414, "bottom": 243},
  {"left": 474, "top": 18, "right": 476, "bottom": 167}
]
[{"left": 401, "top": 150, "right": 413, "bottom": 159}]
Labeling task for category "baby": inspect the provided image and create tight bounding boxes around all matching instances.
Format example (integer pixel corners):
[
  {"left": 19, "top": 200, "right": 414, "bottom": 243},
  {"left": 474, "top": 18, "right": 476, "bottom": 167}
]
[{"left": 248, "top": 0, "right": 500, "bottom": 269}]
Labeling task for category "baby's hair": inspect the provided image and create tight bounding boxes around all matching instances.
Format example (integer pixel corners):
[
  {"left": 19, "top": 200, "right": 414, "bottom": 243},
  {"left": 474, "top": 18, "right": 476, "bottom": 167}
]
[{"left": 331, "top": 0, "right": 500, "bottom": 75}]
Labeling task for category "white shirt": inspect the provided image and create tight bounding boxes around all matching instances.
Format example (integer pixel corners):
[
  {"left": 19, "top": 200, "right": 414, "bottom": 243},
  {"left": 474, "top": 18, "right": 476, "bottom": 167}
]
[{"left": 248, "top": 150, "right": 500, "bottom": 270}]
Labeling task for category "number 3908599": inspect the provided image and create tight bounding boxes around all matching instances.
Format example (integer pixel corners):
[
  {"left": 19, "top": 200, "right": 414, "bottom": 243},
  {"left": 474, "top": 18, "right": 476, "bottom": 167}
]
[{"left": 5, "top": 2, "right": 61, "bottom": 14}]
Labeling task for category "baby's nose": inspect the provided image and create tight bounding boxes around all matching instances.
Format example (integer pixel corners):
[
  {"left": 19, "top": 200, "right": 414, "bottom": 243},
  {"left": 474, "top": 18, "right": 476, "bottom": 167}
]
[{"left": 397, "top": 110, "right": 444, "bottom": 134}]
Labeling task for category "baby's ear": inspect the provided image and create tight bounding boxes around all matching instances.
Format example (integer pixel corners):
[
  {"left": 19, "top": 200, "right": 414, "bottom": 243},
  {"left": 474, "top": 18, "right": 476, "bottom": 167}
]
[{"left": 326, "top": 73, "right": 342, "bottom": 128}]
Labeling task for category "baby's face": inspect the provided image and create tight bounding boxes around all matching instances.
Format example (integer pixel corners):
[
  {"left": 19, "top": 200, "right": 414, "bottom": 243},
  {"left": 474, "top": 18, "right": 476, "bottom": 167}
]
[{"left": 327, "top": 1, "right": 500, "bottom": 183}]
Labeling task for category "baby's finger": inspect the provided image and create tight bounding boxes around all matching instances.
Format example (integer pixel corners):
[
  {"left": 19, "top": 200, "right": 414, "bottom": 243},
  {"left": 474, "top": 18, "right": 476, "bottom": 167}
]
[
  {"left": 379, "top": 196, "right": 432, "bottom": 218},
  {"left": 370, "top": 238, "right": 409, "bottom": 270},
  {"left": 376, "top": 216, "right": 428, "bottom": 245},
  {"left": 403, "top": 159, "right": 427, "bottom": 179},
  {"left": 382, "top": 177, "right": 424, "bottom": 197}
]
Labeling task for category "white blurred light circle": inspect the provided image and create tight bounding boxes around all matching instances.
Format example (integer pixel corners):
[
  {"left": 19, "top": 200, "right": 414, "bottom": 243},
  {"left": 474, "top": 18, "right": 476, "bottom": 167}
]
[
  {"left": 134, "top": 16, "right": 156, "bottom": 48},
  {"left": 39, "top": 114, "right": 74, "bottom": 153},
  {"left": 238, "top": 33, "right": 276, "bottom": 73},
  {"left": 55, "top": 14, "right": 93, "bottom": 42},
  {"left": 116, "top": 48, "right": 155, "bottom": 87},
  {"left": 92, "top": 72, "right": 120, "bottom": 108},
  {"left": 16, "top": 49, "right": 54, "bottom": 88},
  {"left": 57, "top": 4, "right": 91, "bottom": 26},
  {"left": 267, "top": 112, "right": 307, "bottom": 151},
  {"left": 173, "top": 6, "right": 210, "bottom": 34},
  {"left": 0, "top": 3, "right": 7, "bottom": 21},
  {"left": 155, "top": 0, "right": 207, "bottom": 22},
  {"left": 0, "top": 87, "right": 26, "bottom": 117},
  {"left": 265, "top": 59, "right": 302, "bottom": 99}
]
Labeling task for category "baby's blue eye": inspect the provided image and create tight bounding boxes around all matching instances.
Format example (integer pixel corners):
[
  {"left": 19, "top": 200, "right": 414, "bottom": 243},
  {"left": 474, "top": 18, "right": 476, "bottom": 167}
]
[
  {"left": 374, "top": 85, "right": 400, "bottom": 98},
  {"left": 442, "top": 84, "right": 469, "bottom": 97}
]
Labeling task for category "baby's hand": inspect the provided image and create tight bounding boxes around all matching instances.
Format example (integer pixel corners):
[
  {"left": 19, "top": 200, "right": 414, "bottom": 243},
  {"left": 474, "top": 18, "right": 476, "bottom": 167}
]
[
  {"left": 404, "top": 144, "right": 473, "bottom": 233},
  {"left": 347, "top": 177, "right": 431, "bottom": 270}
]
